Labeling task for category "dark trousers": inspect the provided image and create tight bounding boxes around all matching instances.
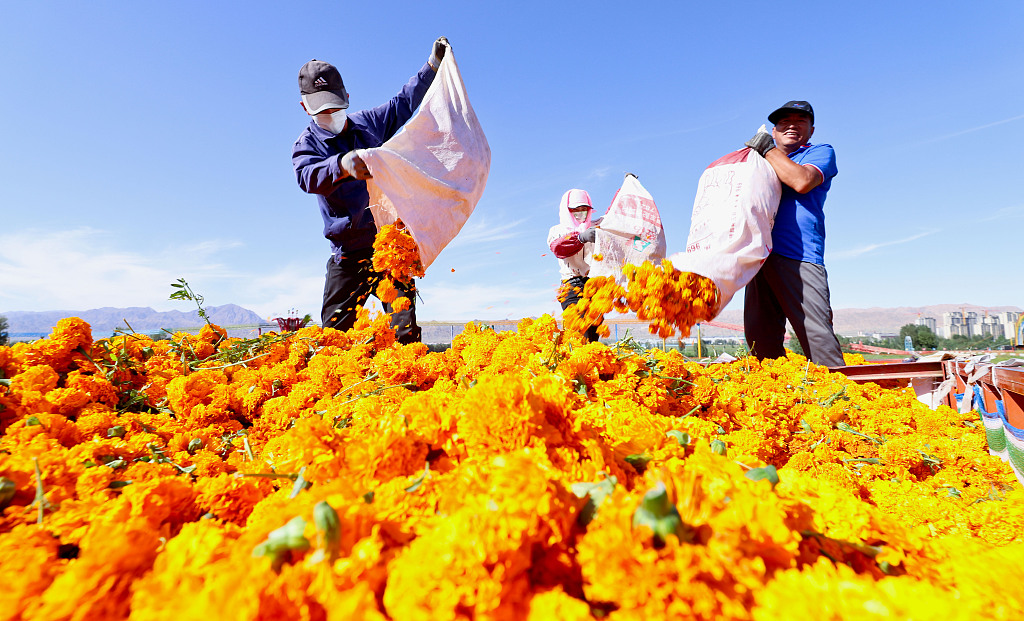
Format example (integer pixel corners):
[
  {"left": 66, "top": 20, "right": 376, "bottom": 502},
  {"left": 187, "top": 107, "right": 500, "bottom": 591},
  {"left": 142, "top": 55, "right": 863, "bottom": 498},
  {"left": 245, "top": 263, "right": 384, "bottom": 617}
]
[
  {"left": 560, "top": 276, "right": 600, "bottom": 343},
  {"left": 743, "top": 253, "right": 844, "bottom": 368},
  {"left": 322, "top": 250, "right": 421, "bottom": 344}
]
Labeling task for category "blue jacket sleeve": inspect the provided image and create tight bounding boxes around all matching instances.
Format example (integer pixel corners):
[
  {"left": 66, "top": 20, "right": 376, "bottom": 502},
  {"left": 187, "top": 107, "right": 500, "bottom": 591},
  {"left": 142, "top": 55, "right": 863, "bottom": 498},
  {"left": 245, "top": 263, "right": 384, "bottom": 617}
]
[
  {"left": 359, "top": 62, "right": 437, "bottom": 144},
  {"left": 292, "top": 132, "right": 346, "bottom": 196}
]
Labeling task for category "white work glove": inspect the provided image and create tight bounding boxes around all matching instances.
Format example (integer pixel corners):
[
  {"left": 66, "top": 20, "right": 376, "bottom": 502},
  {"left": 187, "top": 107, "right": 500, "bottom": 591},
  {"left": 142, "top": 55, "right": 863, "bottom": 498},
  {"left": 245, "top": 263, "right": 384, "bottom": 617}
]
[
  {"left": 428, "top": 36, "right": 449, "bottom": 70},
  {"left": 340, "top": 150, "right": 371, "bottom": 180}
]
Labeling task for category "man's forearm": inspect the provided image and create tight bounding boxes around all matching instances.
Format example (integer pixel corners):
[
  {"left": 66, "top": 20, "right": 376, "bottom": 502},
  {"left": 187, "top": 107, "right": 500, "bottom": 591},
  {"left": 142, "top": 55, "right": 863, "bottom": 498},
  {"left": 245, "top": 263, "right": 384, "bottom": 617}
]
[{"left": 765, "top": 150, "right": 822, "bottom": 193}]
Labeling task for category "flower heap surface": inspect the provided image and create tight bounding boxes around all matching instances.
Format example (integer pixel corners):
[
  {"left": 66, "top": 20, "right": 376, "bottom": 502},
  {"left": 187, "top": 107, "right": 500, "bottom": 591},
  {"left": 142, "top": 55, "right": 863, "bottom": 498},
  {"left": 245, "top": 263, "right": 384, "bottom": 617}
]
[
  {"left": 0, "top": 315, "right": 1022, "bottom": 621},
  {"left": 372, "top": 221, "right": 424, "bottom": 313},
  {"left": 563, "top": 260, "right": 720, "bottom": 339}
]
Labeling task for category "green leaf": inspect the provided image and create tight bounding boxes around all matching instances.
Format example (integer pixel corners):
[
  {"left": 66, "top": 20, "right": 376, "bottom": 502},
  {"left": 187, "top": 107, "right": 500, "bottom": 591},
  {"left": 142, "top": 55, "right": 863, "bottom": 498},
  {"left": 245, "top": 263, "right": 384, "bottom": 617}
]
[
  {"left": 631, "top": 482, "right": 691, "bottom": 546},
  {"left": 289, "top": 467, "right": 310, "bottom": 499},
  {"left": 32, "top": 458, "right": 51, "bottom": 524},
  {"left": 312, "top": 501, "right": 341, "bottom": 563},
  {"left": 252, "top": 516, "right": 310, "bottom": 572},
  {"left": 187, "top": 438, "right": 203, "bottom": 455},
  {"left": 624, "top": 454, "right": 651, "bottom": 473},
  {"left": 404, "top": 463, "right": 430, "bottom": 493},
  {"left": 135, "top": 419, "right": 158, "bottom": 433},
  {"left": 744, "top": 465, "right": 780, "bottom": 490},
  {"left": 0, "top": 477, "right": 15, "bottom": 510},
  {"left": 362, "top": 491, "right": 375, "bottom": 504},
  {"left": 710, "top": 439, "right": 727, "bottom": 456},
  {"left": 107, "top": 425, "right": 127, "bottom": 439},
  {"left": 835, "top": 422, "right": 883, "bottom": 445},
  {"left": 109, "top": 480, "right": 133, "bottom": 489},
  {"left": 570, "top": 476, "right": 617, "bottom": 526},
  {"left": 841, "top": 457, "right": 881, "bottom": 465},
  {"left": 25, "top": 416, "right": 42, "bottom": 427},
  {"left": 666, "top": 430, "right": 690, "bottom": 446},
  {"left": 819, "top": 386, "right": 849, "bottom": 407}
]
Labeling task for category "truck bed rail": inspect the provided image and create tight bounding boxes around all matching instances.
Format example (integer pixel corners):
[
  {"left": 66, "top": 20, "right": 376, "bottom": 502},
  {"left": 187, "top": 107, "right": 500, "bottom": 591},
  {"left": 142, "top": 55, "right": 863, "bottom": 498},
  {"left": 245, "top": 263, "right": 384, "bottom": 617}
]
[{"left": 834, "top": 359, "right": 1024, "bottom": 428}]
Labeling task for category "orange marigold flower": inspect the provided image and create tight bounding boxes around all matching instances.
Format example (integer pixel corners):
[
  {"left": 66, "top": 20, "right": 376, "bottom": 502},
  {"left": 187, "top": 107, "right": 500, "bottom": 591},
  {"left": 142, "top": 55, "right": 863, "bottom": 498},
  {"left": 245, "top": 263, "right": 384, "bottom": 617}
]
[
  {"left": 372, "top": 220, "right": 424, "bottom": 284},
  {"left": 390, "top": 296, "right": 411, "bottom": 313}
]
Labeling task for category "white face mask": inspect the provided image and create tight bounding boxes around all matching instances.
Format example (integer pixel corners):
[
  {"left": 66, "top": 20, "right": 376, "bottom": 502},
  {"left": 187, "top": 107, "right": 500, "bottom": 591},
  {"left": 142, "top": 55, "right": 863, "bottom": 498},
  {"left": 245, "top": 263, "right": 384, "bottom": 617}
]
[{"left": 314, "top": 109, "right": 348, "bottom": 134}]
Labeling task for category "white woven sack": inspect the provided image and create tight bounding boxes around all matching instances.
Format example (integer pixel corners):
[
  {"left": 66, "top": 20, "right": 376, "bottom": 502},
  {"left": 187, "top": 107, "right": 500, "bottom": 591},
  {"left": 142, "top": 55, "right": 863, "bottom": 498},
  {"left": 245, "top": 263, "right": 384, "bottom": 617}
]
[
  {"left": 360, "top": 47, "right": 490, "bottom": 269},
  {"left": 589, "top": 174, "right": 667, "bottom": 284},
  {"left": 667, "top": 147, "right": 781, "bottom": 316}
]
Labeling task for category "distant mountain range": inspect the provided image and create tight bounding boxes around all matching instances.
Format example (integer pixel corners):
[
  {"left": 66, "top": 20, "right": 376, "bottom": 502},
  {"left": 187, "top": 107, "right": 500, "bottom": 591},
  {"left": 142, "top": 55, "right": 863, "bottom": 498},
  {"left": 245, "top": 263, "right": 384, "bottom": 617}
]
[
  {"left": 3, "top": 302, "right": 1020, "bottom": 342},
  {"left": 4, "top": 305, "right": 266, "bottom": 338}
]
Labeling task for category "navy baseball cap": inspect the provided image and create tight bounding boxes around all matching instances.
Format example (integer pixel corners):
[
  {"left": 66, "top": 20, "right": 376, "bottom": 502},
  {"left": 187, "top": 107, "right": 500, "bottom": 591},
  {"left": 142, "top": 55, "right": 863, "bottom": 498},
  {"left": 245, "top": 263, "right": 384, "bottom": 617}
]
[
  {"left": 768, "top": 101, "right": 814, "bottom": 125},
  {"left": 298, "top": 59, "right": 349, "bottom": 114}
]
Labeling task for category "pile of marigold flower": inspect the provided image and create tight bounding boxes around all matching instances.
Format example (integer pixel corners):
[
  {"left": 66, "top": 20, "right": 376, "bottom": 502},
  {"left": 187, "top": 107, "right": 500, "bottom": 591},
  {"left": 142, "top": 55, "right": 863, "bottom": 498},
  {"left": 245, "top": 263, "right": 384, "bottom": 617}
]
[
  {"left": 1, "top": 313, "right": 1022, "bottom": 620},
  {"left": 372, "top": 221, "right": 424, "bottom": 313},
  {"left": 563, "top": 260, "right": 720, "bottom": 339}
]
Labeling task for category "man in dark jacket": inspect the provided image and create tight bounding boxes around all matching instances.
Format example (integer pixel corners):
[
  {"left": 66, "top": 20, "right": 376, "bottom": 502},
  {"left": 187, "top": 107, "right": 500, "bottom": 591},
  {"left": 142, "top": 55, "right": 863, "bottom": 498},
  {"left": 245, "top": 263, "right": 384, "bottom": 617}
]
[{"left": 292, "top": 37, "right": 447, "bottom": 343}]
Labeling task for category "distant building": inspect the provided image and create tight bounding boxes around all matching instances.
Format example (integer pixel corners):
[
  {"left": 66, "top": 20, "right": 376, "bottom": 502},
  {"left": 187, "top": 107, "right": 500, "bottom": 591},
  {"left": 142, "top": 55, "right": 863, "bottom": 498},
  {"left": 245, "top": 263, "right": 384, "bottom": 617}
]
[
  {"left": 939, "top": 310, "right": 1018, "bottom": 340},
  {"left": 916, "top": 316, "right": 937, "bottom": 332},
  {"left": 994, "top": 311, "right": 1021, "bottom": 340}
]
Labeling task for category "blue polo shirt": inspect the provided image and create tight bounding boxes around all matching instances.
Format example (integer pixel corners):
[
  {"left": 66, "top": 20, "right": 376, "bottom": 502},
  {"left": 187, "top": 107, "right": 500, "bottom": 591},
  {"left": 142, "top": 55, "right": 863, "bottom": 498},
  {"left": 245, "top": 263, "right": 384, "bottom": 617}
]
[{"left": 771, "top": 143, "right": 837, "bottom": 265}]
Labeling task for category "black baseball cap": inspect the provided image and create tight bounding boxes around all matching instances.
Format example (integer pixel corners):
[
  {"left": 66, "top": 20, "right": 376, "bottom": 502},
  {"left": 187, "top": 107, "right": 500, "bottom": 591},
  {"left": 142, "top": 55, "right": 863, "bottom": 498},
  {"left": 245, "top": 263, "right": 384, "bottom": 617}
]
[
  {"left": 298, "top": 59, "right": 349, "bottom": 114},
  {"left": 768, "top": 101, "right": 814, "bottom": 125}
]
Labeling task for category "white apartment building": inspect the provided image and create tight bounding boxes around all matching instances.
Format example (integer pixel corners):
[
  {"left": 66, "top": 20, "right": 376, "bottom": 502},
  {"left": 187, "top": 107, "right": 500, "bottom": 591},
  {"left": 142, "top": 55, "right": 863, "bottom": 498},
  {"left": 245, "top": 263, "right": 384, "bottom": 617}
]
[
  {"left": 934, "top": 311, "right": 1020, "bottom": 340},
  {"left": 994, "top": 311, "right": 1022, "bottom": 340}
]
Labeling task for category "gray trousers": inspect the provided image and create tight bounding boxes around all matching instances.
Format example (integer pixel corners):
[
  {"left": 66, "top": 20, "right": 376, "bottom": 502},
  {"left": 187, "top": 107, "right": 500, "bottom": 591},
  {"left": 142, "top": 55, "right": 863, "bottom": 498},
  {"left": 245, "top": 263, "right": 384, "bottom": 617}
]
[{"left": 743, "top": 253, "right": 845, "bottom": 368}]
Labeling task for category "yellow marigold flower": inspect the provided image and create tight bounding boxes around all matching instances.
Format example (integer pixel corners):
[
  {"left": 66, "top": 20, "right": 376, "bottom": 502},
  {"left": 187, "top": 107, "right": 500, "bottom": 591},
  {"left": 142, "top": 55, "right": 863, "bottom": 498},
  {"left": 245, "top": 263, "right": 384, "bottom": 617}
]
[
  {"left": 842, "top": 352, "right": 868, "bottom": 365},
  {"left": 28, "top": 524, "right": 161, "bottom": 621},
  {"left": 526, "top": 587, "right": 593, "bottom": 620},
  {"left": 0, "top": 313, "right": 1021, "bottom": 619}
]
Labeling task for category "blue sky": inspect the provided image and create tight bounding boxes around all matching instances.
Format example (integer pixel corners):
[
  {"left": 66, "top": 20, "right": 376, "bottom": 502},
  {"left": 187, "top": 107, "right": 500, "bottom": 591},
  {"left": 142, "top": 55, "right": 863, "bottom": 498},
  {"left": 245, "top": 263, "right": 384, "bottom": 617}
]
[{"left": 2, "top": 1, "right": 1022, "bottom": 323}]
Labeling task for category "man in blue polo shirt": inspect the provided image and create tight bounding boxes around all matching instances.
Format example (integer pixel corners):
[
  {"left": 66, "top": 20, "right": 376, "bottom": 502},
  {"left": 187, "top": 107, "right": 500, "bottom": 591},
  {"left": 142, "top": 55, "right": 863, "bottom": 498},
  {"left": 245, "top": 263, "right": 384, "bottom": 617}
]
[
  {"left": 292, "top": 37, "right": 448, "bottom": 344},
  {"left": 743, "top": 101, "right": 845, "bottom": 368}
]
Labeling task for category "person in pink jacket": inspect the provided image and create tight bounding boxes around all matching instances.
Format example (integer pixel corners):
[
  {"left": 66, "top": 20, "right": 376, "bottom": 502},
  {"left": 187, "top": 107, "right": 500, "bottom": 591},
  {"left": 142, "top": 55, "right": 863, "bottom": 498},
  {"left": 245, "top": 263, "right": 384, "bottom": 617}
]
[{"left": 547, "top": 189, "right": 601, "bottom": 342}]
